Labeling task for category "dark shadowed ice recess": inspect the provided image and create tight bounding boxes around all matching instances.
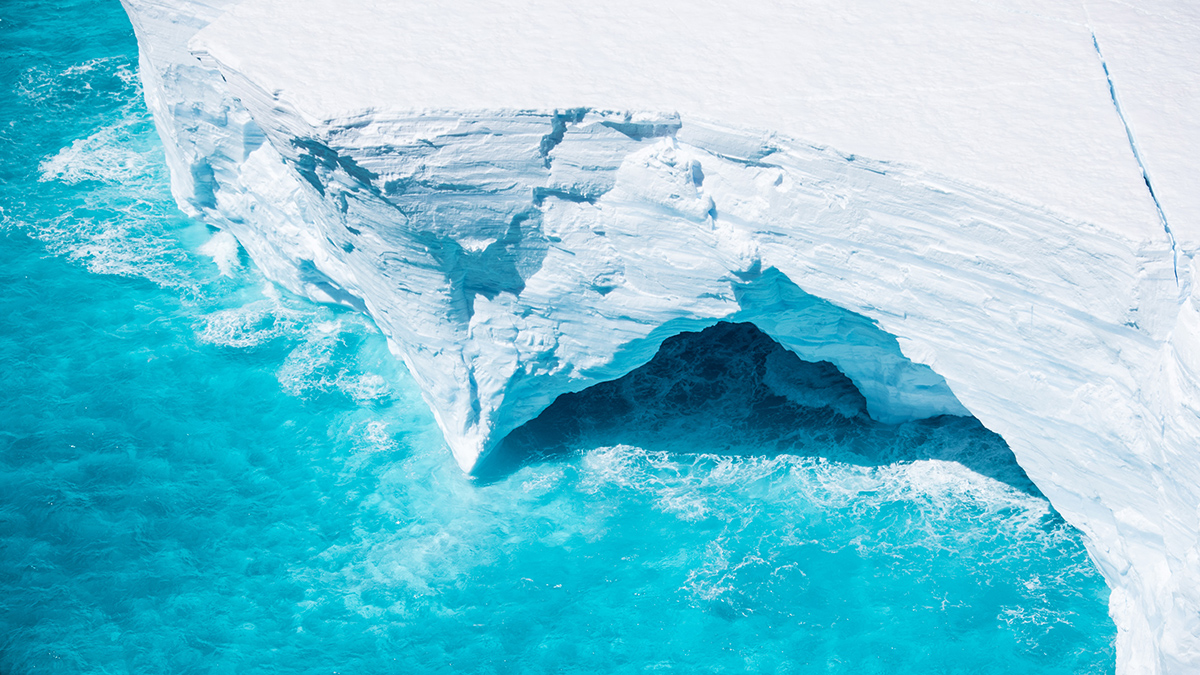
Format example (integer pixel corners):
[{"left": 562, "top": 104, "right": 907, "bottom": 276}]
[
  {"left": 486, "top": 321, "right": 1042, "bottom": 497},
  {"left": 0, "top": 1, "right": 1114, "bottom": 673}
]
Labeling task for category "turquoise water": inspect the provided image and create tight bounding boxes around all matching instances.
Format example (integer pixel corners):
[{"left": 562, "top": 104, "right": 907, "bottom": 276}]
[{"left": 0, "top": 2, "right": 1116, "bottom": 673}]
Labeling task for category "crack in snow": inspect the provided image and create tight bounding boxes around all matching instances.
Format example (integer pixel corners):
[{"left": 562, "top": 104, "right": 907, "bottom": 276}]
[{"left": 1089, "top": 30, "right": 1180, "bottom": 284}]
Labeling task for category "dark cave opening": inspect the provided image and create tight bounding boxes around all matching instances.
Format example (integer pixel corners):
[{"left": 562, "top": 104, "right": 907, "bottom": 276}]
[{"left": 477, "top": 321, "right": 1039, "bottom": 496}]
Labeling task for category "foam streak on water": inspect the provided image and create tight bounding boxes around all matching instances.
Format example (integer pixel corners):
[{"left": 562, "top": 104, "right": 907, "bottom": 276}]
[{"left": 0, "top": 2, "right": 1114, "bottom": 673}]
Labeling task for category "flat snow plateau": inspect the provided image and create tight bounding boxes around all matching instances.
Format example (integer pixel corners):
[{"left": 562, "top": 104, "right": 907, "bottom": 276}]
[{"left": 121, "top": 0, "right": 1200, "bottom": 672}]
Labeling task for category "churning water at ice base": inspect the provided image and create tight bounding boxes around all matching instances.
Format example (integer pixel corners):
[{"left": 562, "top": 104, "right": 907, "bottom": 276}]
[{"left": 0, "top": 2, "right": 1116, "bottom": 673}]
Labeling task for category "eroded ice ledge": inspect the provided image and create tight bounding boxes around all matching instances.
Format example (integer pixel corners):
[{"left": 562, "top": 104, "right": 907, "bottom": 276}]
[{"left": 121, "top": 1, "right": 1200, "bottom": 673}]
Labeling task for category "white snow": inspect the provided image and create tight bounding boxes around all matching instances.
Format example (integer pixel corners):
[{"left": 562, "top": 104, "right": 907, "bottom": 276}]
[
  {"left": 188, "top": 0, "right": 1174, "bottom": 243},
  {"left": 120, "top": 0, "right": 1200, "bottom": 672},
  {"left": 1085, "top": 0, "right": 1200, "bottom": 250}
]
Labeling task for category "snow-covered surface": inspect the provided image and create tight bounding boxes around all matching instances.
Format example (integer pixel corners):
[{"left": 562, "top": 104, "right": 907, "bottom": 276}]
[
  {"left": 120, "top": 0, "right": 1199, "bottom": 672},
  {"left": 1086, "top": 0, "right": 1200, "bottom": 249},
  {"left": 192, "top": 0, "right": 1172, "bottom": 242}
]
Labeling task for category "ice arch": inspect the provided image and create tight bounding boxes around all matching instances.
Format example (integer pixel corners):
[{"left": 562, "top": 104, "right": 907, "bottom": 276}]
[
  {"left": 482, "top": 319, "right": 1041, "bottom": 499},
  {"left": 726, "top": 268, "right": 968, "bottom": 426},
  {"left": 477, "top": 267, "right": 972, "bottom": 473}
]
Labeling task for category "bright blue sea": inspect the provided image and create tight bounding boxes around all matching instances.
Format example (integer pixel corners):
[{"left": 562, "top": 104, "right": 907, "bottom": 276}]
[{"left": 1, "top": 2, "right": 1115, "bottom": 673}]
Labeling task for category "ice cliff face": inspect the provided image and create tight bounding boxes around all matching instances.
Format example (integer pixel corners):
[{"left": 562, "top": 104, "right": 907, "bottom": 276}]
[{"left": 120, "top": 0, "right": 1200, "bottom": 672}]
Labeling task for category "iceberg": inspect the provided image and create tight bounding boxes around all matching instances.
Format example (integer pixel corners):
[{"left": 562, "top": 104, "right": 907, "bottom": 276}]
[{"left": 119, "top": 0, "right": 1200, "bottom": 671}]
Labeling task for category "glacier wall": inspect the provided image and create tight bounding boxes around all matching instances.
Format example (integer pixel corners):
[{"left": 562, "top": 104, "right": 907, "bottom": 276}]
[{"left": 121, "top": 1, "right": 1200, "bottom": 672}]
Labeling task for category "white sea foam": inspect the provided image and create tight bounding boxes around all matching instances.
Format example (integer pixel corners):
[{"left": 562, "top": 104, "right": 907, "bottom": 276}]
[
  {"left": 299, "top": 433, "right": 1102, "bottom": 668},
  {"left": 38, "top": 117, "right": 150, "bottom": 185},
  {"left": 17, "top": 56, "right": 138, "bottom": 105},
  {"left": 576, "top": 445, "right": 1052, "bottom": 539},
  {"left": 199, "top": 230, "right": 240, "bottom": 277},
  {"left": 337, "top": 372, "right": 391, "bottom": 404},
  {"left": 28, "top": 103, "right": 197, "bottom": 290},
  {"left": 23, "top": 207, "right": 192, "bottom": 290},
  {"left": 276, "top": 328, "right": 338, "bottom": 397},
  {"left": 272, "top": 316, "right": 392, "bottom": 404},
  {"left": 568, "top": 445, "right": 1082, "bottom": 624},
  {"left": 195, "top": 300, "right": 306, "bottom": 348}
]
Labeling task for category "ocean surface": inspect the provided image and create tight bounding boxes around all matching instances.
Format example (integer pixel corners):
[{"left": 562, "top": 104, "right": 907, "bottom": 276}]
[{"left": 1, "top": 1, "right": 1116, "bottom": 673}]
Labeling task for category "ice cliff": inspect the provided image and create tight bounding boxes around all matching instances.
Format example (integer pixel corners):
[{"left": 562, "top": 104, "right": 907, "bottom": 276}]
[{"left": 120, "top": 0, "right": 1200, "bottom": 671}]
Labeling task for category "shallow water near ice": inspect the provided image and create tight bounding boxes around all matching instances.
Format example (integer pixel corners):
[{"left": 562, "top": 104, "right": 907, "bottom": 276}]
[{"left": 0, "top": 2, "right": 1116, "bottom": 673}]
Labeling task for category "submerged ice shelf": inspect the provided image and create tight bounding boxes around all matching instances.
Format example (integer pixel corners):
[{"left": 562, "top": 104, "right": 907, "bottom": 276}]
[{"left": 119, "top": 0, "right": 1200, "bottom": 672}]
